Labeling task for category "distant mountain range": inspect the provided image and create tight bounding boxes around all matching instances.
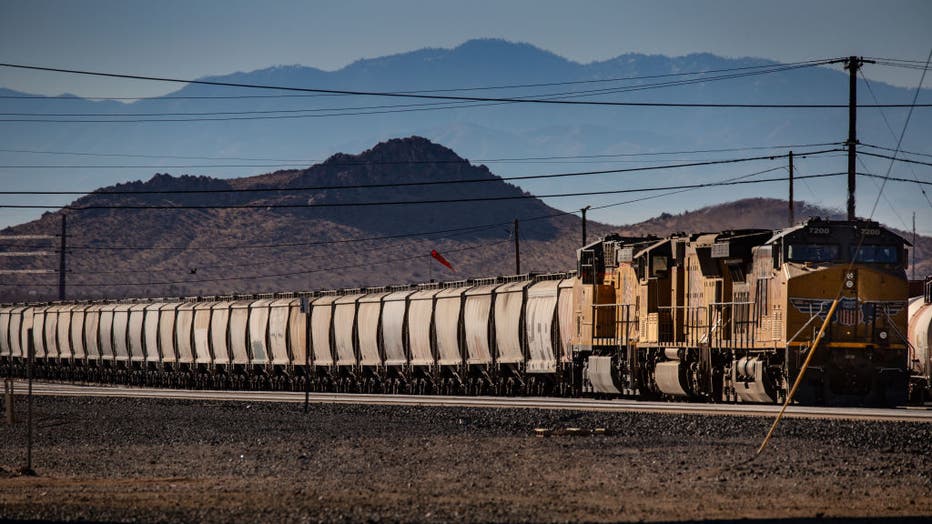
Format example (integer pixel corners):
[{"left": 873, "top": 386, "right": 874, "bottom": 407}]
[
  {"left": 0, "top": 137, "right": 927, "bottom": 303},
  {"left": 1, "top": 39, "right": 930, "bottom": 233}
]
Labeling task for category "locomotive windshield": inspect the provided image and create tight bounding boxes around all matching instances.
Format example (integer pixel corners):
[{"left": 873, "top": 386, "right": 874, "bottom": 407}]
[
  {"left": 786, "top": 243, "right": 900, "bottom": 264},
  {"left": 851, "top": 245, "right": 899, "bottom": 263},
  {"left": 786, "top": 244, "right": 839, "bottom": 262}
]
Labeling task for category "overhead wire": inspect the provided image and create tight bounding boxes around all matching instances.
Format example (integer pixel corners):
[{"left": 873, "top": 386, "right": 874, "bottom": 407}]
[
  {"left": 0, "top": 61, "right": 839, "bottom": 121},
  {"left": 0, "top": 169, "right": 850, "bottom": 254},
  {"left": 0, "top": 57, "right": 841, "bottom": 102},
  {"left": 859, "top": 151, "right": 932, "bottom": 169},
  {"left": 0, "top": 141, "right": 842, "bottom": 164},
  {"left": 3, "top": 162, "right": 808, "bottom": 283},
  {"left": 861, "top": 143, "right": 932, "bottom": 160},
  {"left": 0, "top": 149, "right": 840, "bottom": 196},
  {"left": 587, "top": 166, "right": 787, "bottom": 212},
  {"left": 867, "top": 48, "right": 932, "bottom": 219},
  {"left": 2, "top": 61, "right": 929, "bottom": 122},
  {"left": 0, "top": 171, "right": 846, "bottom": 211},
  {"left": 856, "top": 156, "right": 910, "bottom": 230}
]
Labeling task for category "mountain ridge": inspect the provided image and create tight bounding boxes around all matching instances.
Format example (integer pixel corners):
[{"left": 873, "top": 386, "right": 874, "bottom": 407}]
[{"left": 0, "top": 38, "right": 929, "bottom": 237}]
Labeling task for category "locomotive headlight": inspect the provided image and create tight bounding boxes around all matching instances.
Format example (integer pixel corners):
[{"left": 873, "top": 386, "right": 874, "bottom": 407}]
[
  {"left": 844, "top": 271, "right": 856, "bottom": 290},
  {"left": 878, "top": 331, "right": 888, "bottom": 340}
]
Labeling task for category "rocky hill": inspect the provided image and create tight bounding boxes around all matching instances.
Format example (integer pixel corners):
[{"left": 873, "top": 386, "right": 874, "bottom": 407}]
[
  {"left": 0, "top": 137, "right": 610, "bottom": 301},
  {"left": 0, "top": 138, "right": 927, "bottom": 303}
]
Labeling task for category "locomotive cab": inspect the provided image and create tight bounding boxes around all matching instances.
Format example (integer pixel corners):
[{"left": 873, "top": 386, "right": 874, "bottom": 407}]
[{"left": 772, "top": 218, "right": 910, "bottom": 405}]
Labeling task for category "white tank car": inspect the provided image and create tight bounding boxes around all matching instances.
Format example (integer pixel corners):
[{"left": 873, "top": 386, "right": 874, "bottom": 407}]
[{"left": 908, "top": 294, "right": 932, "bottom": 394}]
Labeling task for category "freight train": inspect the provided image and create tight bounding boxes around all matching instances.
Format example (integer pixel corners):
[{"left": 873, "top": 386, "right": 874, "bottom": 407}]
[{"left": 0, "top": 217, "right": 928, "bottom": 405}]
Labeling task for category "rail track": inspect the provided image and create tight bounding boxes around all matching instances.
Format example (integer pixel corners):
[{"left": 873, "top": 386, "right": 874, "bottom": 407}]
[{"left": 8, "top": 380, "right": 932, "bottom": 422}]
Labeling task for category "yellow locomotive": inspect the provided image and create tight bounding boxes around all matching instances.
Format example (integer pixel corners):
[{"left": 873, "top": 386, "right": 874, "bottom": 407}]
[{"left": 576, "top": 218, "right": 911, "bottom": 406}]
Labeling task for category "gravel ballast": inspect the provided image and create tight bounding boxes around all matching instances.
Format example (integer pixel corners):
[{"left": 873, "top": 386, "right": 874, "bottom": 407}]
[{"left": 1, "top": 395, "right": 931, "bottom": 523}]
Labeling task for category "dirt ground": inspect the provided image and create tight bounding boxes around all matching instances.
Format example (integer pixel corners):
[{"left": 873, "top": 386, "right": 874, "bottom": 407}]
[{"left": 1, "top": 395, "right": 931, "bottom": 523}]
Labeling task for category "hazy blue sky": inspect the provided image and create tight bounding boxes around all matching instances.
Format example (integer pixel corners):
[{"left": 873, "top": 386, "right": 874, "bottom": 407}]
[{"left": 1, "top": 0, "right": 930, "bottom": 97}]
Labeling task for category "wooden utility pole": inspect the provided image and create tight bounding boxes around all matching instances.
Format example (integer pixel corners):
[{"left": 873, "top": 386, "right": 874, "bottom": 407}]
[
  {"left": 788, "top": 151, "right": 795, "bottom": 227},
  {"left": 844, "top": 56, "right": 874, "bottom": 221},
  {"left": 513, "top": 219, "right": 520, "bottom": 275},
  {"left": 58, "top": 214, "right": 66, "bottom": 300},
  {"left": 913, "top": 212, "right": 917, "bottom": 281}
]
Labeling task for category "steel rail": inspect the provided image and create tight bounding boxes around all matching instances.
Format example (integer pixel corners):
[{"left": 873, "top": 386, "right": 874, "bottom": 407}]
[{"left": 12, "top": 380, "right": 932, "bottom": 423}]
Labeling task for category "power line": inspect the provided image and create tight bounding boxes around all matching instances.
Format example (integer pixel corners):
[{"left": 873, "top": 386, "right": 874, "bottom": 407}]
[
  {"left": 861, "top": 143, "right": 932, "bottom": 160},
  {"left": 59, "top": 166, "right": 792, "bottom": 277},
  {"left": 2, "top": 163, "right": 809, "bottom": 253},
  {"left": 0, "top": 149, "right": 839, "bottom": 196},
  {"left": 0, "top": 171, "right": 846, "bottom": 211},
  {"left": 588, "top": 166, "right": 787, "bottom": 212},
  {"left": 856, "top": 156, "right": 911, "bottom": 230},
  {"left": 0, "top": 61, "right": 838, "bottom": 120},
  {"left": 7, "top": 166, "right": 898, "bottom": 286},
  {"left": 0, "top": 58, "right": 840, "bottom": 102},
  {"left": 16, "top": 170, "right": 921, "bottom": 288},
  {"left": 0, "top": 164, "right": 816, "bottom": 284},
  {"left": 871, "top": 59, "right": 932, "bottom": 71},
  {"left": 2, "top": 61, "right": 928, "bottom": 118},
  {"left": 862, "top": 172, "right": 932, "bottom": 186},
  {"left": 0, "top": 141, "right": 842, "bottom": 164},
  {"left": 859, "top": 151, "right": 932, "bottom": 168},
  {"left": 866, "top": 48, "right": 932, "bottom": 219}
]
